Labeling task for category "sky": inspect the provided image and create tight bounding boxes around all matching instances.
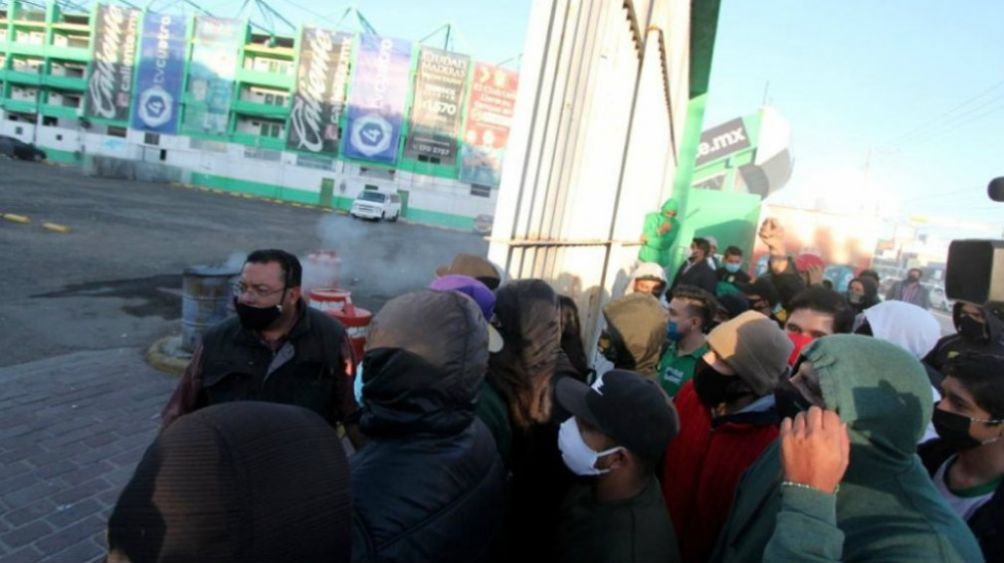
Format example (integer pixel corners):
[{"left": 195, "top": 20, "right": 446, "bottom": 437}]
[{"left": 702, "top": 1, "right": 1004, "bottom": 240}]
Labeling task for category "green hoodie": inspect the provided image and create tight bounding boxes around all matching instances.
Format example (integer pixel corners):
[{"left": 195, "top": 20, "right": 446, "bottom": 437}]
[
  {"left": 638, "top": 198, "right": 680, "bottom": 267},
  {"left": 712, "top": 335, "right": 983, "bottom": 563}
]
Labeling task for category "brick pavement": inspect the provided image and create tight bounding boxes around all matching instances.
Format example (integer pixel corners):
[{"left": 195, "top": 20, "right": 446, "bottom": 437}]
[{"left": 0, "top": 348, "right": 176, "bottom": 562}]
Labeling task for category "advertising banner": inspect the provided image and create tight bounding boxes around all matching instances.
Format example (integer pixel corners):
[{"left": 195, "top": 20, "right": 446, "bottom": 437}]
[
  {"left": 85, "top": 4, "right": 141, "bottom": 121},
  {"left": 130, "top": 12, "right": 187, "bottom": 134},
  {"left": 287, "top": 28, "right": 353, "bottom": 155},
  {"left": 403, "top": 47, "right": 470, "bottom": 165},
  {"left": 459, "top": 62, "right": 518, "bottom": 187},
  {"left": 182, "top": 17, "right": 241, "bottom": 135},
  {"left": 342, "top": 34, "right": 412, "bottom": 165},
  {"left": 695, "top": 117, "right": 750, "bottom": 166}
]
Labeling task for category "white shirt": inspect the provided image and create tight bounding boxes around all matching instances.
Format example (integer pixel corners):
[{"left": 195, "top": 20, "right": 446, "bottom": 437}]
[{"left": 933, "top": 455, "right": 996, "bottom": 522}]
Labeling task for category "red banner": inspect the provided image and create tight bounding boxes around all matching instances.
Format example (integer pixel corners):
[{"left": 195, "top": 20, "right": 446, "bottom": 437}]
[{"left": 459, "top": 62, "right": 518, "bottom": 188}]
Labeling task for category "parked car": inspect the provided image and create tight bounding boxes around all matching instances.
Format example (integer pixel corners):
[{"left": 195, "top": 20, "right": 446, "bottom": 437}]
[
  {"left": 349, "top": 189, "right": 401, "bottom": 222},
  {"left": 0, "top": 136, "right": 46, "bottom": 162}
]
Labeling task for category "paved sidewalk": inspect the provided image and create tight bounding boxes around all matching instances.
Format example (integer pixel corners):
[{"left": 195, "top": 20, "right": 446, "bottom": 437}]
[{"left": 0, "top": 348, "right": 176, "bottom": 562}]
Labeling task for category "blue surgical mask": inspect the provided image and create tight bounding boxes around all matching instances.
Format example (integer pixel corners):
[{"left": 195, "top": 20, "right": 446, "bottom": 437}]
[
  {"left": 724, "top": 263, "right": 741, "bottom": 273},
  {"left": 353, "top": 362, "right": 365, "bottom": 406},
  {"left": 667, "top": 321, "right": 685, "bottom": 342}
]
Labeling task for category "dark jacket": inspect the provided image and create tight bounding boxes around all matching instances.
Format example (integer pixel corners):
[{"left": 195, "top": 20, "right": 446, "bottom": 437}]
[
  {"left": 477, "top": 280, "right": 575, "bottom": 561},
  {"left": 162, "top": 301, "right": 356, "bottom": 427},
  {"left": 717, "top": 267, "right": 751, "bottom": 286},
  {"left": 555, "top": 477, "right": 680, "bottom": 563},
  {"left": 886, "top": 278, "right": 931, "bottom": 309},
  {"left": 671, "top": 259, "right": 718, "bottom": 295},
  {"left": 713, "top": 336, "right": 981, "bottom": 563},
  {"left": 919, "top": 439, "right": 1004, "bottom": 563},
  {"left": 926, "top": 302, "right": 1004, "bottom": 373},
  {"left": 351, "top": 290, "right": 505, "bottom": 563}
]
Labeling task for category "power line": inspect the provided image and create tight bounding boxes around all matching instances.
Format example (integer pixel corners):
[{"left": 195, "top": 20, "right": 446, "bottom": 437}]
[{"left": 882, "top": 80, "right": 1004, "bottom": 147}]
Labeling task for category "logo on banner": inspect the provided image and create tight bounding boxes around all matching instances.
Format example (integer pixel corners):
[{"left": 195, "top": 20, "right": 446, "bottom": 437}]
[
  {"left": 137, "top": 86, "right": 174, "bottom": 128},
  {"left": 89, "top": 5, "right": 127, "bottom": 119},
  {"left": 350, "top": 114, "right": 393, "bottom": 157}
]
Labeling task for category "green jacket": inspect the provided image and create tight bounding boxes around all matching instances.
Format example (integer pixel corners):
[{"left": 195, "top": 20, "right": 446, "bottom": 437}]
[
  {"left": 554, "top": 476, "right": 680, "bottom": 563},
  {"left": 712, "top": 335, "right": 983, "bottom": 563},
  {"left": 638, "top": 198, "right": 679, "bottom": 267}
]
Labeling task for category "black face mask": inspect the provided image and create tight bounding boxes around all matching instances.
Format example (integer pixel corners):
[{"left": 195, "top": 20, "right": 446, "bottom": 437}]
[
  {"left": 234, "top": 297, "right": 283, "bottom": 331},
  {"left": 958, "top": 316, "right": 988, "bottom": 344},
  {"left": 693, "top": 358, "right": 749, "bottom": 408},
  {"left": 773, "top": 378, "right": 813, "bottom": 421},
  {"left": 932, "top": 407, "right": 984, "bottom": 451}
]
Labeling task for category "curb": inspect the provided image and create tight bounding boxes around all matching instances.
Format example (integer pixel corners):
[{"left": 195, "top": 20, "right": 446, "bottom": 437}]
[
  {"left": 42, "top": 222, "right": 71, "bottom": 234},
  {"left": 2, "top": 213, "right": 30, "bottom": 224},
  {"left": 146, "top": 336, "right": 191, "bottom": 377}
]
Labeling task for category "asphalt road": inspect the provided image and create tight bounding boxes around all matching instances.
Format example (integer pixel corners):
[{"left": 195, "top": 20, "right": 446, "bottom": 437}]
[{"left": 0, "top": 160, "right": 487, "bottom": 368}]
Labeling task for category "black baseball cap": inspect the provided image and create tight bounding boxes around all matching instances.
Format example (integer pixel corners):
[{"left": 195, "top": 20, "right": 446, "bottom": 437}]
[{"left": 555, "top": 370, "right": 679, "bottom": 463}]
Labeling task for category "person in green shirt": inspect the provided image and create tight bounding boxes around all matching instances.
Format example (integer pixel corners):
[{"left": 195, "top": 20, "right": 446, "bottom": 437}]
[
  {"left": 658, "top": 285, "right": 717, "bottom": 397},
  {"left": 638, "top": 198, "right": 680, "bottom": 268},
  {"left": 552, "top": 369, "right": 681, "bottom": 563}
]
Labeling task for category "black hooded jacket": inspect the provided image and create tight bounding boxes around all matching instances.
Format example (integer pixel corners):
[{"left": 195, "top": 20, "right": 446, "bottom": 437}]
[
  {"left": 351, "top": 290, "right": 505, "bottom": 563},
  {"left": 925, "top": 302, "right": 1004, "bottom": 373}
]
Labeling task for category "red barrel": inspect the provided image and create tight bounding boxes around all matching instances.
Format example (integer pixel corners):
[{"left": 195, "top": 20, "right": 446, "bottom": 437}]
[{"left": 308, "top": 288, "right": 371, "bottom": 365}]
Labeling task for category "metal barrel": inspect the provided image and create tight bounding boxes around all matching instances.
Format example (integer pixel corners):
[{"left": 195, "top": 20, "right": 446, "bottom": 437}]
[{"left": 181, "top": 265, "right": 240, "bottom": 352}]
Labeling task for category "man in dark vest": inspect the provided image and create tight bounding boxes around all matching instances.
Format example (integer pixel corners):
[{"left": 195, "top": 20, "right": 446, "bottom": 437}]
[{"left": 162, "top": 249, "right": 359, "bottom": 444}]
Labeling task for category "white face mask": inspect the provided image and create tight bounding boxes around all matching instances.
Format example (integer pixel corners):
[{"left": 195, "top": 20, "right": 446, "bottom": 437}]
[{"left": 557, "top": 417, "right": 623, "bottom": 476}]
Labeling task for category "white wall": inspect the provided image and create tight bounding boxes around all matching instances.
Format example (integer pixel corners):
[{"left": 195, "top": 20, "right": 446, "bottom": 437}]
[
  {"left": 0, "top": 112, "right": 36, "bottom": 143},
  {"left": 25, "top": 120, "right": 497, "bottom": 224},
  {"left": 488, "top": 0, "right": 693, "bottom": 349}
]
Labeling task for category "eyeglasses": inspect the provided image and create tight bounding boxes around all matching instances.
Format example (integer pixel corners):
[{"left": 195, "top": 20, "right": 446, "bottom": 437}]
[{"left": 231, "top": 282, "right": 286, "bottom": 299}]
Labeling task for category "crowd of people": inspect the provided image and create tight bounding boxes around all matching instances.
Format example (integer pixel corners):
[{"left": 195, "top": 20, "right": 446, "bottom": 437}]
[{"left": 102, "top": 232, "right": 1004, "bottom": 562}]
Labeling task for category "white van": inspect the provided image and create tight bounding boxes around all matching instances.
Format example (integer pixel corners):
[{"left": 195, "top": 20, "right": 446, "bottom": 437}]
[{"left": 350, "top": 189, "right": 402, "bottom": 222}]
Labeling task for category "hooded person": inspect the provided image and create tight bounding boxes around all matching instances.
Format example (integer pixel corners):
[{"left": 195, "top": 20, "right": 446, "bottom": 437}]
[
  {"left": 598, "top": 293, "right": 667, "bottom": 380},
  {"left": 625, "top": 262, "right": 669, "bottom": 301},
  {"left": 859, "top": 300, "right": 941, "bottom": 360},
  {"left": 351, "top": 290, "right": 505, "bottom": 563},
  {"left": 107, "top": 402, "right": 351, "bottom": 563},
  {"left": 925, "top": 301, "right": 1004, "bottom": 373},
  {"left": 846, "top": 276, "right": 880, "bottom": 314},
  {"left": 856, "top": 300, "right": 944, "bottom": 442},
  {"left": 714, "top": 336, "right": 982, "bottom": 563},
  {"left": 474, "top": 279, "right": 579, "bottom": 559},
  {"left": 638, "top": 198, "right": 680, "bottom": 268},
  {"left": 661, "top": 311, "right": 793, "bottom": 563}
]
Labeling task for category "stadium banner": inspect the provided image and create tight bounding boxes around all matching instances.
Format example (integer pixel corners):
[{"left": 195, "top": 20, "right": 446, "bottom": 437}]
[
  {"left": 182, "top": 17, "right": 241, "bottom": 135},
  {"left": 342, "top": 34, "right": 412, "bottom": 165},
  {"left": 403, "top": 47, "right": 470, "bottom": 165},
  {"left": 459, "top": 62, "right": 518, "bottom": 187},
  {"left": 85, "top": 4, "right": 141, "bottom": 121},
  {"left": 130, "top": 11, "right": 187, "bottom": 133},
  {"left": 287, "top": 28, "right": 353, "bottom": 155}
]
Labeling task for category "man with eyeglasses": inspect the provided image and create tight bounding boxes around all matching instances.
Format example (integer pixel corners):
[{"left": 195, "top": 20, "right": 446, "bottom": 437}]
[{"left": 162, "top": 249, "right": 359, "bottom": 444}]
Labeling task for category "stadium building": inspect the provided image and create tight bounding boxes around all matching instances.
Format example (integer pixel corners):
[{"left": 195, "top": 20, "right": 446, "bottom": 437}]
[{"left": 0, "top": 1, "right": 517, "bottom": 230}]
